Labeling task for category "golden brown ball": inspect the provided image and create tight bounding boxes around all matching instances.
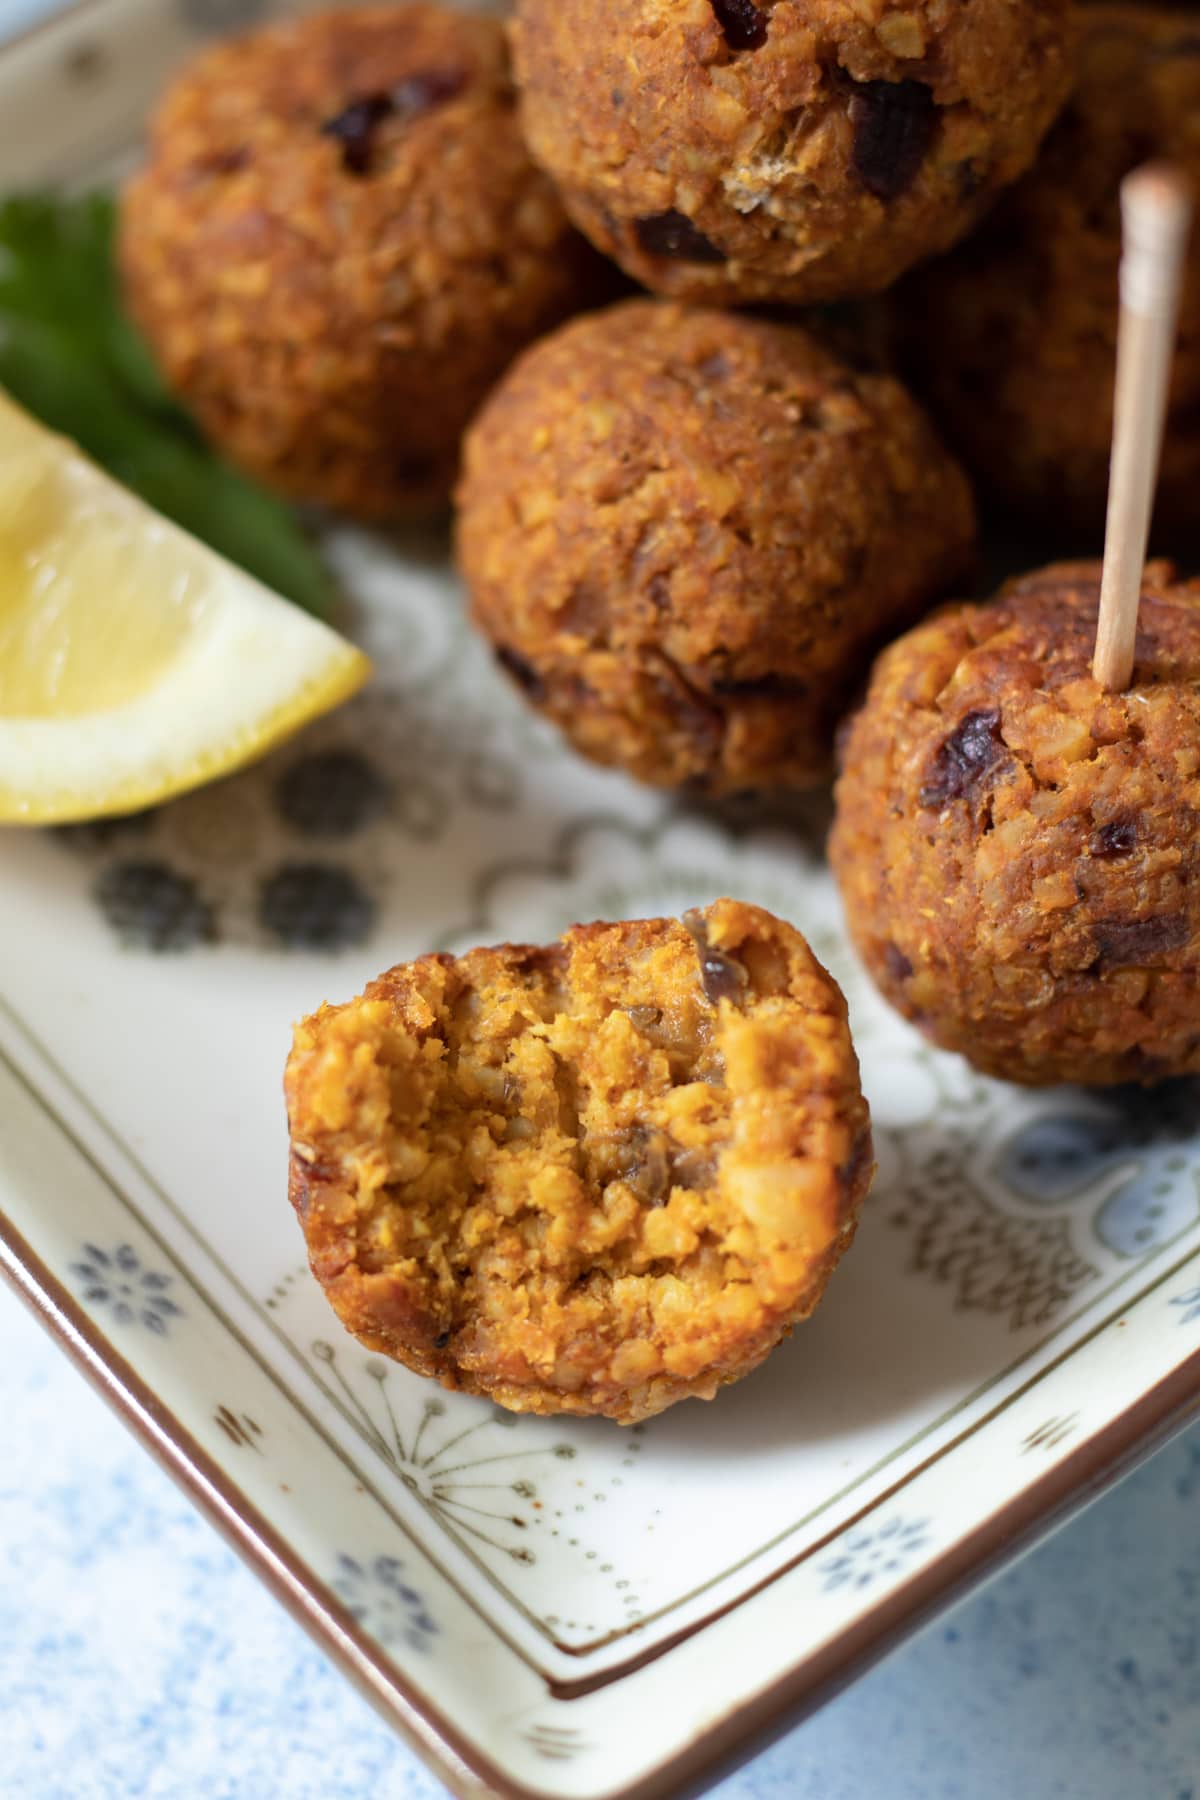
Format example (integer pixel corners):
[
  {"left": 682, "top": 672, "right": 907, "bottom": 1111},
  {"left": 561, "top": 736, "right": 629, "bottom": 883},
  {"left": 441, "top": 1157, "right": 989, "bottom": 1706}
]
[
  {"left": 285, "top": 900, "right": 874, "bottom": 1423},
  {"left": 120, "top": 4, "right": 600, "bottom": 517},
  {"left": 511, "top": 0, "right": 1075, "bottom": 305},
  {"left": 831, "top": 561, "right": 1200, "bottom": 1087},
  {"left": 457, "top": 299, "right": 975, "bottom": 794},
  {"left": 895, "top": 6, "right": 1200, "bottom": 535}
]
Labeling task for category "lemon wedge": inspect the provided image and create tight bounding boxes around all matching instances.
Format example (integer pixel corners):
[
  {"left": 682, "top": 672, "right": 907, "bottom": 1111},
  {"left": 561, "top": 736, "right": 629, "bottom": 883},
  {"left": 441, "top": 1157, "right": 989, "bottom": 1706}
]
[{"left": 0, "top": 389, "right": 370, "bottom": 824}]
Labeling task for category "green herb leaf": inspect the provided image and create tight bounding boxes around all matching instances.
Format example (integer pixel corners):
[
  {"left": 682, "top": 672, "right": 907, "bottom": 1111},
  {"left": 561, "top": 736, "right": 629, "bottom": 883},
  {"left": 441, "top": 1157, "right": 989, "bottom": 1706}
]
[{"left": 0, "top": 192, "right": 334, "bottom": 617}]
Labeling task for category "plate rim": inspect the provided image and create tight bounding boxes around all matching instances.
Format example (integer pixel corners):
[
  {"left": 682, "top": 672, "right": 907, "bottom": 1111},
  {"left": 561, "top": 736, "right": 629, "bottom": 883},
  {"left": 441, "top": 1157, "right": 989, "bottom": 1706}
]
[{"left": 5, "top": 1201, "right": 1199, "bottom": 1800}]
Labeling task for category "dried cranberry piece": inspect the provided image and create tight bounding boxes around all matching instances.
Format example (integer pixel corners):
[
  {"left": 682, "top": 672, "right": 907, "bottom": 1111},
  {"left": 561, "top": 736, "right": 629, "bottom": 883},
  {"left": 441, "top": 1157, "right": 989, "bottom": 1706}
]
[
  {"left": 883, "top": 942, "right": 913, "bottom": 982},
  {"left": 1094, "top": 915, "right": 1189, "bottom": 967},
  {"left": 710, "top": 0, "right": 768, "bottom": 51},
  {"left": 848, "top": 78, "right": 938, "bottom": 201},
  {"left": 698, "top": 952, "right": 746, "bottom": 1004},
  {"left": 322, "top": 68, "right": 467, "bottom": 174},
  {"left": 634, "top": 210, "right": 726, "bottom": 264},
  {"left": 321, "top": 93, "right": 393, "bottom": 174},
  {"left": 919, "top": 709, "right": 1006, "bottom": 809},
  {"left": 683, "top": 909, "right": 750, "bottom": 1007},
  {"left": 1091, "top": 820, "right": 1138, "bottom": 858}
]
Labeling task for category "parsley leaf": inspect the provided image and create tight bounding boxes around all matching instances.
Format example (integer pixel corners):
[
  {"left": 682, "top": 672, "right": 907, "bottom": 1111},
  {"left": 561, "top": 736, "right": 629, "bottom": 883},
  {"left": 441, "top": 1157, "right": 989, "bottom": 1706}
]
[{"left": 0, "top": 191, "right": 334, "bottom": 618}]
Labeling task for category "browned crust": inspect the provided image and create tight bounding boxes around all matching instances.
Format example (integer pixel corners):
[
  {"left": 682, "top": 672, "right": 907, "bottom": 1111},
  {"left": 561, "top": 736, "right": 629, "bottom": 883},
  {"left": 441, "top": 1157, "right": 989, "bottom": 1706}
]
[
  {"left": 119, "top": 3, "right": 599, "bottom": 516},
  {"left": 895, "top": 5, "right": 1200, "bottom": 534},
  {"left": 457, "top": 300, "right": 975, "bottom": 794},
  {"left": 831, "top": 559, "right": 1200, "bottom": 1086},
  {"left": 511, "top": 0, "right": 1075, "bottom": 304}
]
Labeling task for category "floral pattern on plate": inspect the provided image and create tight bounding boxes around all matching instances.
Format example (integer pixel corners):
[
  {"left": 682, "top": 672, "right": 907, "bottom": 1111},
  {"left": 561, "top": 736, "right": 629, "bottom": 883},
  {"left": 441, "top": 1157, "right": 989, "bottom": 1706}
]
[{"left": 70, "top": 1243, "right": 184, "bottom": 1335}]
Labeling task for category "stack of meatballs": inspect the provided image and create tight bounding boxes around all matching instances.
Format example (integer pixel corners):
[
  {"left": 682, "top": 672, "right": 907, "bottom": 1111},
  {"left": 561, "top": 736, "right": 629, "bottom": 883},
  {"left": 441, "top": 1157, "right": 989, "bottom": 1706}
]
[{"left": 122, "top": 1, "right": 1200, "bottom": 1091}]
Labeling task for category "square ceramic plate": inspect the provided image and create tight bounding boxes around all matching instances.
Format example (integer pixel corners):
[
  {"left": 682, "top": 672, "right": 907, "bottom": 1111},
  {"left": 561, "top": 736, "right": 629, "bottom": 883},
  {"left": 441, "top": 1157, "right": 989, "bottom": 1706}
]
[{"left": 3, "top": 4, "right": 1200, "bottom": 1796}]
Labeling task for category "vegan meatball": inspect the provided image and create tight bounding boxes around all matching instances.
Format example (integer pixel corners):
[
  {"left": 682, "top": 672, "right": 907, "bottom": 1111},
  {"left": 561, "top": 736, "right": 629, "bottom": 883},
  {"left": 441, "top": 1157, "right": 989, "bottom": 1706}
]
[
  {"left": 120, "top": 4, "right": 600, "bottom": 517},
  {"left": 511, "top": 0, "right": 1075, "bottom": 304},
  {"left": 285, "top": 899, "right": 874, "bottom": 1423},
  {"left": 895, "top": 6, "right": 1200, "bottom": 535},
  {"left": 830, "top": 561, "right": 1200, "bottom": 1087},
  {"left": 457, "top": 300, "right": 975, "bottom": 793}
]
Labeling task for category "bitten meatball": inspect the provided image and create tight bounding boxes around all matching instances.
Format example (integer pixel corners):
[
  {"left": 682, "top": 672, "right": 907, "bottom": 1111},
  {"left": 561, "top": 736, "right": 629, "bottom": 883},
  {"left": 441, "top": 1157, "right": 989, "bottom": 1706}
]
[
  {"left": 511, "top": 0, "right": 1075, "bottom": 304},
  {"left": 895, "top": 7, "right": 1200, "bottom": 535},
  {"left": 285, "top": 900, "right": 874, "bottom": 1423},
  {"left": 457, "top": 300, "right": 975, "bottom": 794},
  {"left": 119, "top": 4, "right": 600, "bottom": 517},
  {"left": 830, "top": 562, "right": 1200, "bottom": 1088}
]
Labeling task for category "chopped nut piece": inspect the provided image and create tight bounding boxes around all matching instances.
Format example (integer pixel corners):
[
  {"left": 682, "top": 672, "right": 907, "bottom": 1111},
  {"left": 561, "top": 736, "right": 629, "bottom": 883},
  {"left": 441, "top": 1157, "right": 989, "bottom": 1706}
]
[{"left": 876, "top": 13, "right": 926, "bottom": 58}]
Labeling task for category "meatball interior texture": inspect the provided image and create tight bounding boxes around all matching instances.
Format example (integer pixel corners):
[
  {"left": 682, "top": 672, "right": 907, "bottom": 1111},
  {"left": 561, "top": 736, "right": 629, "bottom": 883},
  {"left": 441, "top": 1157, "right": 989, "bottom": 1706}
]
[
  {"left": 897, "top": 6, "right": 1200, "bottom": 534},
  {"left": 511, "top": 0, "right": 1076, "bottom": 304},
  {"left": 285, "top": 900, "right": 873, "bottom": 1424},
  {"left": 119, "top": 3, "right": 597, "bottom": 518},
  {"left": 831, "top": 562, "right": 1200, "bottom": 1089},
  {"left": 457, "top": 301, "right": 975, "bottom": 795}
]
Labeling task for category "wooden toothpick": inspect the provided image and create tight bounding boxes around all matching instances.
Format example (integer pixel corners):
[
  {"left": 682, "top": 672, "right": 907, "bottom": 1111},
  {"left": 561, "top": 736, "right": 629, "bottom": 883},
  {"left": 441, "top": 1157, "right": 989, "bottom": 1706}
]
[{"left": 1093, "top": 164, "right": 1193, "bottom": 691}]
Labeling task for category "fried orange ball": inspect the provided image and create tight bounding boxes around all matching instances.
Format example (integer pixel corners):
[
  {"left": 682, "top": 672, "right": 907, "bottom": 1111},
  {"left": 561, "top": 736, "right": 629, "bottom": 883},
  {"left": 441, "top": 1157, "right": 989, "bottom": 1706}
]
[
  {"left": 511, "top": 0, "right": 1075, "bottom": 304},
  {"left": 895, "top": 6, "right": 1200, "bottom": 534},
  {"left": 831, "top": 562, "right": 1200, "bottom": 1087},
  {"left": 120, "top": 4, "right": 599, "bottom": 517},
  {"left": 285, "top": 900, "right": 873, "bottom": 1422},
  {"left": 458, "top": 300, "right": 975, "bottom": 794}
]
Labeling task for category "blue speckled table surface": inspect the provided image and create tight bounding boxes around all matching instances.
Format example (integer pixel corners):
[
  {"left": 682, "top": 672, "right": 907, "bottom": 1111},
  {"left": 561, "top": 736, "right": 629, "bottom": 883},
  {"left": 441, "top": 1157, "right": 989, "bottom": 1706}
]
[{"left": 1, "top": 2, "right": 1199, "bottom": 1792}]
